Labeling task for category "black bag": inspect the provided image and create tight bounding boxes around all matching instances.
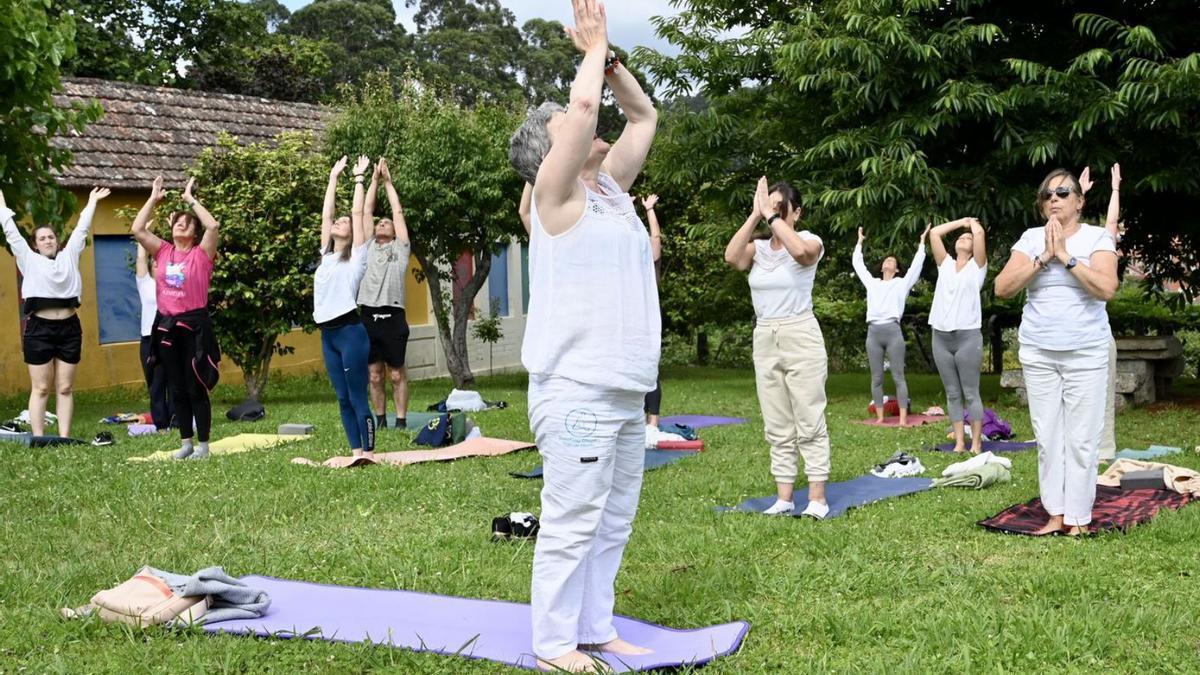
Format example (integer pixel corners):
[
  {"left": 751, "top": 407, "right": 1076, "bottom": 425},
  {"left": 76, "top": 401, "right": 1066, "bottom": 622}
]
[{"left": 226, "top": 399, "right": 266, "bottom": 422}]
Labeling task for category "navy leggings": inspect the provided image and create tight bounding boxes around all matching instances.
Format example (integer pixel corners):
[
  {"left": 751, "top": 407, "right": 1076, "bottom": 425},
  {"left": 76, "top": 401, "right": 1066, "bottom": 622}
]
[{"left": 321, "top": 322, "right": 375, "bottom": 451}]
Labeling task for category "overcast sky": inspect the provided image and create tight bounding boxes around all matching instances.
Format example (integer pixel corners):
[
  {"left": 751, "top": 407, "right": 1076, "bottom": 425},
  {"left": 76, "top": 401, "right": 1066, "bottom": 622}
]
[{"left": 278, "top": 0, "right": 683, "bottom": 56}]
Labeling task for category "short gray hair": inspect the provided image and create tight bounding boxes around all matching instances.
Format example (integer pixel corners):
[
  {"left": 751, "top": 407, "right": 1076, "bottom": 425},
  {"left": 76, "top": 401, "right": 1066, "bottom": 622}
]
[{"left": 509, "top": 101, "right": 566, "bottom": 185}]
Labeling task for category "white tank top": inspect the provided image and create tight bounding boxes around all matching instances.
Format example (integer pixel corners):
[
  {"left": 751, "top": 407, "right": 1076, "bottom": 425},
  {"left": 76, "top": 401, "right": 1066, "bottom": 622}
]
[{"left": 522, "top": 173, "right": 661, "bottom": 393}]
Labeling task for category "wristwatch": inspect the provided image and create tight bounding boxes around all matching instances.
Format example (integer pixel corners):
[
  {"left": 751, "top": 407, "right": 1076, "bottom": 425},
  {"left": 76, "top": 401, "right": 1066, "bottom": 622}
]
[{"left": 1065, "top": 256, "right": 1078, "bottom": 270}]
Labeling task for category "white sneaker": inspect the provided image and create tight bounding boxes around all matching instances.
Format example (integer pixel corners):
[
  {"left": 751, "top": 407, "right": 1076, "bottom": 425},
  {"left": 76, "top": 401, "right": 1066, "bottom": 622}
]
[
  {"left": 644, "top": 424, "right": 658, "bottom": 449},
  {"left": 889, "top": 457, "right": 925, "bottom": 477},
  {"left": 800, "top": 501, "right": 830, "bottom": 519},
  {"left": 762, "top": 499, "right": 795, "bottom": 515}
]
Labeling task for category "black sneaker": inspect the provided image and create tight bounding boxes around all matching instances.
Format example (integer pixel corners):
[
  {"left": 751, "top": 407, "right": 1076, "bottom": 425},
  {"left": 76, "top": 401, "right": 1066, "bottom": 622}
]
[
  {"left": 0, "top": 419, "right": 26, "bottom": 434},
  {"left": 509, "top": 513, "right": 540, "bottom": 539},
  {"left": 491, "top": 515, "right": 513, "bottom": 540},
  {"left": 91, "top": 431, "right": 115, "bottom": 447}
]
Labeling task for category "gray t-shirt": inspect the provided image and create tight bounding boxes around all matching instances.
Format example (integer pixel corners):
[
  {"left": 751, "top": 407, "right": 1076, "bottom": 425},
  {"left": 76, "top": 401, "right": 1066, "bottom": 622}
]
[{"left": 357, "top": 238, "right": 411, "bottom": 308}]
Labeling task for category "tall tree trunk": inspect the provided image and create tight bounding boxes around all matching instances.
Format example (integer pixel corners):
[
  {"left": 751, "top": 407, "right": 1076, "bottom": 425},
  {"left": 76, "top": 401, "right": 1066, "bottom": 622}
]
[
  {"left": 412, "top": 245, "right": 493, "bottom": 389},
  {"left": 242, "top": 334, "right": 277, "bottom": 402},
  {"left": 988, "top": 316, "right": 1004, "bottom": 374},
  {"left": 697, "top": 331, "right": 709, "bottom": 365}
]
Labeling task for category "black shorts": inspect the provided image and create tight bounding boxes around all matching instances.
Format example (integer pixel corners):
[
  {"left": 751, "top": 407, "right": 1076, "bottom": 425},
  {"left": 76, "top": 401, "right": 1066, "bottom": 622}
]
[
  {"left": 23, "top": 314, "right": 83, "bottom": 365},
  {"left": 361, "top": 306, "right": 410, "bottom": 367}
]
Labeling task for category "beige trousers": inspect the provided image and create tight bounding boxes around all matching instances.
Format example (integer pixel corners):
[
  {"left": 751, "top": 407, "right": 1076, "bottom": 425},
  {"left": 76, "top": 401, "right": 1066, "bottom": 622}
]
[{"left": 752, "top": 313, "right": 831, "bottom": 483}]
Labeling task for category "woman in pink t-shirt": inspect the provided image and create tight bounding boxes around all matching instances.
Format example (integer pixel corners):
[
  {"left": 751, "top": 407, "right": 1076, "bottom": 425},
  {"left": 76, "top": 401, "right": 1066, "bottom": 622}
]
[{"left": 131, "top": 176, "right": 222, "bottom": 460}]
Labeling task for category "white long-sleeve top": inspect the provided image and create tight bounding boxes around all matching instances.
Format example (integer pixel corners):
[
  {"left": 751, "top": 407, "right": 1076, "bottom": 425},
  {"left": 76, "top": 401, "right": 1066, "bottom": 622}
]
[
  {"left": 852, "top": 242, "right": 925, "bottom": 324},
  {"left": 1, "top": 203, "right": 95, "bottom": 305}
]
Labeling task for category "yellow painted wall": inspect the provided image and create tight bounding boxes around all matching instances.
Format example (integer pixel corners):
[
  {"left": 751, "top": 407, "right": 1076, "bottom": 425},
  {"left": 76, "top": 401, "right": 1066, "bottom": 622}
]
[{"left": 0, "top": 188, "right": 428, "bottom": 395}]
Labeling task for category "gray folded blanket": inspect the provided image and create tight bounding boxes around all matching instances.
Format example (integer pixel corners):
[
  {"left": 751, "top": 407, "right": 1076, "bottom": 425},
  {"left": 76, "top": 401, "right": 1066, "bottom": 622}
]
[{"left": 148, "top": 566, "right": 270, "bottom": 624}]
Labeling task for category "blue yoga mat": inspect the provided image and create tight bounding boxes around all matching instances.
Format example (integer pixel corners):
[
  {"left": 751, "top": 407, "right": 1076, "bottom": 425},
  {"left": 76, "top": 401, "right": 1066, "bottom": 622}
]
[
  {"left": 659, "top": 415, "right": 747, "bottom": 429},
  {"left": 204, "top": 575, "right": 749, "bottom": 672},
  {"left": 720, "top": 475, "right": 934, "bottom": 518},
  {"left": 512, "top": 449, "right": 697, "bottom": 479}
]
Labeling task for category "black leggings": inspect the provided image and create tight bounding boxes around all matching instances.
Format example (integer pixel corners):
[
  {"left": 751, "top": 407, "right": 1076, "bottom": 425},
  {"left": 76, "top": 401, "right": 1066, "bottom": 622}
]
[
  {"left": 158, "top": 323, "right": 212, "bottom": 442},
  {"left": 644, "top": 380, "right": 662, "bottom": 416}
]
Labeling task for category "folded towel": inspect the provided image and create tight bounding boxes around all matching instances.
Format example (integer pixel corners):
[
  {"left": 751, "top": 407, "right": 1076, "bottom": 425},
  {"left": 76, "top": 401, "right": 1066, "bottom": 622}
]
[{"left": 933, "top": 462, "right": 1011, "bottom": 489}]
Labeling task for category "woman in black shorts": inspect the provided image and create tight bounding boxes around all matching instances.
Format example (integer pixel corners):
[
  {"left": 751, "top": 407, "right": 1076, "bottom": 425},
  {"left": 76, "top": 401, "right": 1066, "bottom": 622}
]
[{"left": 1, "top": 186, "right": 111, "bottom": 437}]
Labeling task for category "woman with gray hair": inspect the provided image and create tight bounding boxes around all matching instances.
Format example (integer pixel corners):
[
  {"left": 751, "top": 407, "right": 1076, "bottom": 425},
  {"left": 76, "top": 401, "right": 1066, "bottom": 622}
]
[{"left": 509, "top": 0, "right": 659, "bottom": 670}]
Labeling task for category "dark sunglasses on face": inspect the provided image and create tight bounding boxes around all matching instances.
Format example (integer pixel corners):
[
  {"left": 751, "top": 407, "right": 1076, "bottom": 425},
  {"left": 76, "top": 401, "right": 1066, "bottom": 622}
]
[{"left": 1040, "top": 186, "right": 1074, "bottom": 200}]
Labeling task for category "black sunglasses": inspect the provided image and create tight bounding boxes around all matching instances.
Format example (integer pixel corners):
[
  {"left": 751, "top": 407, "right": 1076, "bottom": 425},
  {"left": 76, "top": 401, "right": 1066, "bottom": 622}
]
[{"left": 1040, "top": 186, "right": 1074, "bottom": 200}]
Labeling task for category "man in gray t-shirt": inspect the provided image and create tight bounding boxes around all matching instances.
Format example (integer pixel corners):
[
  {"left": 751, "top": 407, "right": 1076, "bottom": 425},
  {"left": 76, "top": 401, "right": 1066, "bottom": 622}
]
[{"left": 357, "top": 159, "right": 412, "bottom": 429}]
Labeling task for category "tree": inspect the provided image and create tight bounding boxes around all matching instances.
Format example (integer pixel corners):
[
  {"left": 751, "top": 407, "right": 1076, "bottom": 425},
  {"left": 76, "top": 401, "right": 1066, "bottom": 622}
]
[
  {"left": 0, "top": 0, "right": 101, "bottom": 227},
  {"left": 408, "top": 0, "right": 526, "bottom": 105},
  {"left": 638, "top": 1, "right": 1200, "bottom": 301},
  {"left": 284, "top": 0, "right": 412, "bottom": 90},
  {"left": 183, "top": 132, "right": 327, "bottom": 401},
  {"left": 324, "top": 74, "right": 522, "bottom": 388}
]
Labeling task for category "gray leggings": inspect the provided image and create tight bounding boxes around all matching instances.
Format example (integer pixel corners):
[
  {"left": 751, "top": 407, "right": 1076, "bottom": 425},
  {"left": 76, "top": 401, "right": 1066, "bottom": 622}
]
[
  {"left": 866, "top": 321, "right": 908, "bottom": 411},
  {"left": 932, "top": 328, "right": 984, "bottom": 422}
]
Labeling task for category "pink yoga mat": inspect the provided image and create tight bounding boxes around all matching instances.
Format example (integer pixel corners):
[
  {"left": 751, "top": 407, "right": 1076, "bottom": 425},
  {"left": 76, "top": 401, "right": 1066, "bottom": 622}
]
[
  {"left": 203, "top": 575, "right": 749, "bottom": 671},
  {"left": 853, "top": 414, "right": 946, "bottom": 428}
]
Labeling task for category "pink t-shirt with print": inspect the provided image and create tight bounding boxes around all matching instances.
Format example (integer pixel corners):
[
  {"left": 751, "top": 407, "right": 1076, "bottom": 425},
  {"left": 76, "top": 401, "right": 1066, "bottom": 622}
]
[{"left": 154, "top": 242, "right": 213, "bottom": 315}]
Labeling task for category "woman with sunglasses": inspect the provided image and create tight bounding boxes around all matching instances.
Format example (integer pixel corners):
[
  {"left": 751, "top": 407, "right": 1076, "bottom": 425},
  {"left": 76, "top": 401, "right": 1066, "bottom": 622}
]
[
  {"left": 995, "top": 169, "right": 1119, "bottom": 535},
  {"left": 927, "top": 217, "right": 988, "bottom": 453}
]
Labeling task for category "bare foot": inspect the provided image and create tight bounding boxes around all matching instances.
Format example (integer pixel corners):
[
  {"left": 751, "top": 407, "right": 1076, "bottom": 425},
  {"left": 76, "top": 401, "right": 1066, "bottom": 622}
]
[
  {"left": 1031, "top": 516, "right": 1065, "bottom": 536},
  {"left": 951, "top": 445, "right": 968, "bottom": 454},
  {"left": 538, "top": 650, "right": 610, "bottom": 672},
  {"left": 581, "top": 638, "right": 653, "bottom": 656},
  {"left": 1065, "top": 525, "right": 1088, "bottom": 536},
  {"left": 362, "top": 451, "right": 375, "bottom": 461},
  {"left": 875, "top": 416, "right": 885, "bottom": 425},
  {"left": 970, "top": 443, "right": 983, "bottom": 455},
  {"left": 898, "top": 413, "right": 908, "bottom": 427}
]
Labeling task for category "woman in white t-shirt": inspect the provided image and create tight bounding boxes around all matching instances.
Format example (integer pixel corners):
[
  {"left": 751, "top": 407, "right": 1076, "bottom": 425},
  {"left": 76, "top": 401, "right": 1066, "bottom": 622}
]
[
  {"left": 725, "top": 177, "right": 830, "bottom": 520},
  {"left": 314, "top": 155, "right": 373, "bottom": 459},
  {"left": 995, "top": 168, "right": 1119, "bottom": 535},
  {"left": 852, "top": 225, "right": 928, "bottom": 425},
  {"left": 927, "top": 217, "right": 988, "bottom": 453},
  {"left": 135, "top": 243, "right": 173, "bottom": 430},
  {"left": 0, "top": 185, "right": 110, "bottom": 439}
]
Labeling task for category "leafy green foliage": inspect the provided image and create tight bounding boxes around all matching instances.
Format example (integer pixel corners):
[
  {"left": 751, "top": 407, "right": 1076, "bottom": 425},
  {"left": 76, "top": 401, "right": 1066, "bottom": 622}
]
[
  {"left": 638, "top": 1, "right": 1200, "bottom": 299},
  {"left": 184, "top": 132, "right": 327, "bottom": 401},
  {"left": 0, "top": 0, "right": 101, "bottom": 226},
  {"left": 324, "top": 74, "right": 522, "bottom": 387}
]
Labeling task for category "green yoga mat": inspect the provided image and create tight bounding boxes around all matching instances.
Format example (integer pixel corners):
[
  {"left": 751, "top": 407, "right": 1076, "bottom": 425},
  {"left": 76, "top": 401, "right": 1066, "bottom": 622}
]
[{"left": 385, "top": 412, "right": 441, "bottom": 431}]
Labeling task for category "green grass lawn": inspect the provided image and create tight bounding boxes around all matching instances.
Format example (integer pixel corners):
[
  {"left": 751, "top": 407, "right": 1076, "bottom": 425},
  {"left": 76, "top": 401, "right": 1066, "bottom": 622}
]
[{"left": 2, "top": 367, "right": 1198, "bottom": 673}]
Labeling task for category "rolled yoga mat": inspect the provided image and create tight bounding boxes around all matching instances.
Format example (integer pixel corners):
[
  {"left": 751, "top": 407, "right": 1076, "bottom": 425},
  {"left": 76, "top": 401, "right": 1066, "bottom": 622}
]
[
  {"left": 512, "top": 448, "right": 699, "bottom": 479},
  {"left": 929, "top": 440, "right": 1037, "bottom": 453},
  {"left": 202, "top": 575, "right": 749, "bottom": 672},
  {"left": 720, "top": 475, "right": 934, "bottom": 519},
  {"left": 659, "top": 415, "right": 747, "bottom": 429}
]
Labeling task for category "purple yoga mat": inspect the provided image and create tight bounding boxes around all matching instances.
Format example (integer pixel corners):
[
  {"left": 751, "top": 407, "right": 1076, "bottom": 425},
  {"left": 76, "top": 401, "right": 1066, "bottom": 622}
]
[
  {"left": 659, "top": 415, "right": 747, "bottom": 429},
  {"left": 203, "top": 575, "right": 749, "bottom": 672},
  {"left": 931, "top": 440, "right": 1037, "bottom": 453}
]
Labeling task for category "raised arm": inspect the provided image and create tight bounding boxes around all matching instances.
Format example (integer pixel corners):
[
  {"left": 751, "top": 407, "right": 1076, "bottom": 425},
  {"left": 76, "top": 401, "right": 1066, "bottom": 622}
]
[
  {"left": 928, "top": 218, "right": 968, "bottom": 266},
  {"left": 363, "top": 160, "right": 381, "bottom": 238},
  {"left": 724, "top": 182, "right": 763, "bottom": 272},
  {"left": 380, "top": 159, "right": 409, "bottom": 245},
  {"left": 851, "top": 227, "right": 874, "bottom": 286},
  {"left": 969, "top": 218, "right": 987, "bottom": 268},
  {"left": 0, "top": 188, "right": 35, "bottom": 262},
  {"left": 131, "top": 177, "right": 167, "bottom": 255},
  {"left": 534, "top": 1, "right": 606, "bottom": 222},
  {"left": 182, "top": 178, "right": 220, "bottom": 260},
  {"left": 350, "top": 155, "right": 369, "bottom": 247},
  {"left": 600, "top": 49, "right": 658, "bottom": 191},
  {"left": 756, "top": 178, "right": 819, "bottom": 265},
  {"left": 902, "top": 225, "right": 930, "bottom": 291},
  {"left": 63, "top": 187, "right": 109, "bottom": 259},
  {"left": 322, "top": 156, "right": 347, "bottom": 251},
  {"left": 642, "top": 194, "right": 661, "bottom": 262},
  {"left": 136, "top": 242, "right": 149, "bottom": 278},
  {"left": 518, "top": 182, "right": 532, "bottom": 236}
]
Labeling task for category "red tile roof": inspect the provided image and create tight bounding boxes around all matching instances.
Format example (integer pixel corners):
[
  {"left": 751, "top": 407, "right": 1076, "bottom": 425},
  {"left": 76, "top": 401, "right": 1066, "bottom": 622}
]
[{"left": 51, "top": 77, "right": 330, "bottom": 189}]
